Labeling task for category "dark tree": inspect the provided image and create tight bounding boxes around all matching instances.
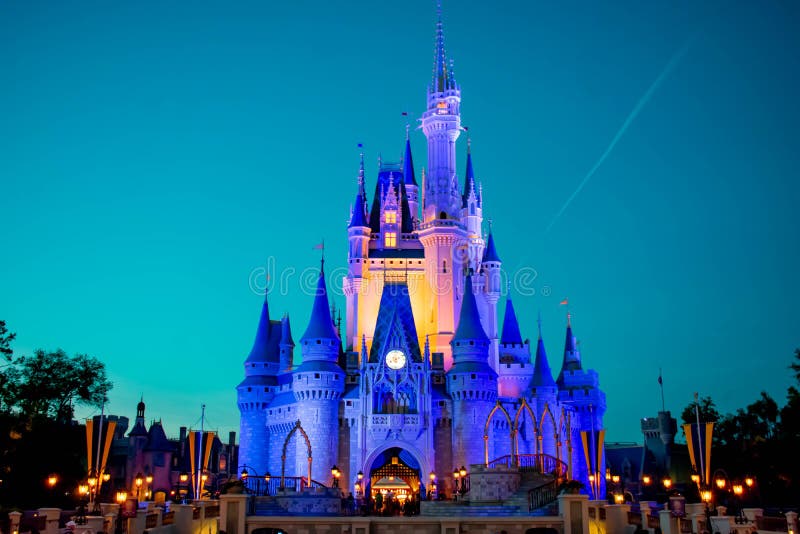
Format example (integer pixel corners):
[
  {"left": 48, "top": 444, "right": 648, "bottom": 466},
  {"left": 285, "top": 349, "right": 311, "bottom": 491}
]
[
  {"left": 0, "top": 320, "right": 14, "bottom": 360},
  {"left": 680, "top": 395, "right": 720, "bottom": 425},
  {"left": 3, "top": 349, "right": 111, "bottom": 423}
]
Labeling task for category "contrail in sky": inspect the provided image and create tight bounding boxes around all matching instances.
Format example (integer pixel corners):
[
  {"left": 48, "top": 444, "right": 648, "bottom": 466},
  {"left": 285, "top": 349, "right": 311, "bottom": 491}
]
[{"left": 545, "top": 37, "right": 696, "bottom": 233}]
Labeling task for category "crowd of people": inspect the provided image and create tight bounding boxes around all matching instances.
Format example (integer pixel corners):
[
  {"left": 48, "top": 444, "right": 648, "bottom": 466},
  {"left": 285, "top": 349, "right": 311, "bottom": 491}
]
[{"left": 340, "top": 491, "right": 422, "bottom": 516}]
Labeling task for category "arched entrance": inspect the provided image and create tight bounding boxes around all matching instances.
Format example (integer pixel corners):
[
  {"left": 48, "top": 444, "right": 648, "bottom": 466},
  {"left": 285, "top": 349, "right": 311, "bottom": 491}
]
[{"left": 367, "top": 447, "right": 421, "bottom": 504}]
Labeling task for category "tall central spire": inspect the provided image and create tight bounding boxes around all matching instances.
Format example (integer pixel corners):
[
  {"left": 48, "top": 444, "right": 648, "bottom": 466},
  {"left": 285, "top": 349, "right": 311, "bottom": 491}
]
[
  {"left": 431, "top": 0, "right": 457, "bottom": 93},
  {"left": 421, "top": 0, "right": 462, "bottom": 222}
]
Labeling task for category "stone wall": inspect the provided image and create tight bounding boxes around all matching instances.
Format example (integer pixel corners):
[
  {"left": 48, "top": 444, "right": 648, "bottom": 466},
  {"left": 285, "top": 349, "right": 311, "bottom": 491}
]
[{"left": 467, "top": 464, "right": 520, "bottom": 502}]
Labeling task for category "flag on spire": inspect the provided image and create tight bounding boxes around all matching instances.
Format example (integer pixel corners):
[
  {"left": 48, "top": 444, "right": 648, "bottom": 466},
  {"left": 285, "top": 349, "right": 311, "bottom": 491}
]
[{"left": 560, "top": 298, "right": 569, "bottom": 306}]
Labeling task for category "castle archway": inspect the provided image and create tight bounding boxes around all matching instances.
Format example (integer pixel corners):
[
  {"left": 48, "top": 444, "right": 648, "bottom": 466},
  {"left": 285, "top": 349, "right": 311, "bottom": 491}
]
[{"left": 362, "top": 442, "right": 430, "bottom": 501}]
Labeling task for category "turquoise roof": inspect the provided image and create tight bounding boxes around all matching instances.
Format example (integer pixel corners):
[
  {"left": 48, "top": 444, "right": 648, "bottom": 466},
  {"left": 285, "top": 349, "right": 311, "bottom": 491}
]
[
  {"left": 300, "top": 265, "right": 340, "bottom": 343},
  {"left": 482, "top": 233, "right": 501, "bottom": 263},
  {"left": 453, "top": 274, "right": 489, "bottom": 343},
  {"left": 501, "top": 297, "right": 523, "bottom": 345}
]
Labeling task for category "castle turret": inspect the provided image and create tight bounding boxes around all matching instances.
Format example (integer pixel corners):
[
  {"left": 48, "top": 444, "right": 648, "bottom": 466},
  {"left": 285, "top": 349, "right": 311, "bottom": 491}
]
[
  {"left": 279, "top": 314, "right": 294, "bottom": 373},
  {"left": 237, "top": 293, "right": 279, "bottom": 476},
  {"left": 481, "top": 232, "right": 502, "bottom": 371},
  {"left": 294, "top": 261, "right": 345, "bottom": 482},
  {"left": 555, "top": 314, "right": 606, "bottom": 497},
  {"left": 461, "top": 142, "right": 484, "bottom": 269},
  {"left": 496, "top": 296, "right": 532, "bottom": 398},
  {"left": 447, "top": 273, "right": 497, "bottom": 472},
  {"left": 345, "top": 155, "right": 372, "bottom": 349}
]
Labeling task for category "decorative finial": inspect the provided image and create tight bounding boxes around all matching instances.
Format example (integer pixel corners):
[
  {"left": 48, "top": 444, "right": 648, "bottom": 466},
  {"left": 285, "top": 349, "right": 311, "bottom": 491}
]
[
  {"left": 567, "top": 311, "right": 572, "bottom": 327},
  {"left": 537, "top": 311, "right": 543, "bottom": 338}
]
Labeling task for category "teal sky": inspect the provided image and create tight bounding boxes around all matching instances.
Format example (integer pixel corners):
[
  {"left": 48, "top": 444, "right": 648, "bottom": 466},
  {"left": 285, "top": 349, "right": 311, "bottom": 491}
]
[{"left": 1, "top": 0, "right": 798, "bottom": 443}]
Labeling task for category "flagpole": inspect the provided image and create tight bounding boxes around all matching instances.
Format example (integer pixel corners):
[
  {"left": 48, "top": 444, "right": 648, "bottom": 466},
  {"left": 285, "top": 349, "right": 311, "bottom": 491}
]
[
  {"left": 92, "top": 398, "right": 105, "bottom": 511},
  {"left": 196, "top": 404, "right": 205, "bottom": 500},
  {"left": 694, "top": 393, "right": 705, "bottom": 484},
  {"left": 589, "top": 403, "right": 597, "bottom": 499},
  {"left": 658, "top": 368, "right": 665, "bottom": 412}
]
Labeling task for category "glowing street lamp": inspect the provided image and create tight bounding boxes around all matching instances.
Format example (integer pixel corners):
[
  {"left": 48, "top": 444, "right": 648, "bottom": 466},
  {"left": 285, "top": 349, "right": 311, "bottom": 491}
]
[
  {"left": 715, "top": 477, "right": 726, "bottom": 490},
  {"left": 662, "top": 477, "right": 673, "bottom": 489},
  {"left": 134, "top": 472, "right": 144, "bottom": 499},
  {"left": 691, "top": 474, "right": 700, "bottom": 485},
  {"left": 47, "top": 474, "right": 58, "bottom": 488},
  {"left": 330, "top": 465, "right": 340, "bottom": 488},
  {"left": 732, "top": 484, "right": 744, "bottom": 496},
  {"left": 614, "top": 493, "right": 624, "bottom": 504},
  {"left": 744, "top": 476, "right": 754, "bottom": 488},
  {"left": 641, "top": 475, "right": 651, "bottom": 486}
]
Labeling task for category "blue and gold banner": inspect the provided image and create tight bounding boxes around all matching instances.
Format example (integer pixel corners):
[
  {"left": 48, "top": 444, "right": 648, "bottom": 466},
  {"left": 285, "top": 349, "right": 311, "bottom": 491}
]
[
  {"left": 188, "top": 430, "right": 216, "bottom": 491},
  {"left": 683, "top": 422, "right": 713, "bottom": 483},
  {"left": 85, "top": 417, "right": 117, "bottom": 476}
]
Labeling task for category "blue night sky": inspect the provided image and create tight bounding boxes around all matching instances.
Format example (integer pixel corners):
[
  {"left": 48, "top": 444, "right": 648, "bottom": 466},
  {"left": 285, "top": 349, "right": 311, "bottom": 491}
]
[{"left": 1, "top": 0, "right": 798, "bottom": 443}]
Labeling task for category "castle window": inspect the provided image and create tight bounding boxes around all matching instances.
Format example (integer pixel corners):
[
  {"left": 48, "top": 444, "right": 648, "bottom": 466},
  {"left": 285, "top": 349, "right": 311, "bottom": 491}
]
[
  {"left": 471, "top": 374, "right": 476, "bottom": 379},
  {"left": 346, "top": 401, "right": 353, "bottom": 406},
  {"left": 439, "top": 401, "right": 445, "bottom": 407},
  {"left": 315, "top": 373, "right": 320, "bottom": 379},
  {"left": 385, "top": 232, "right": 397, "bottom": 247},
  {"left": 442, "top": 260, "right": 447, "bottom": 273},
  {"left": 247, "top": 387, "right": 252, "bottom": 392},
  {"left": 385, "top": 211, "right": 397, "bottom": 224}
]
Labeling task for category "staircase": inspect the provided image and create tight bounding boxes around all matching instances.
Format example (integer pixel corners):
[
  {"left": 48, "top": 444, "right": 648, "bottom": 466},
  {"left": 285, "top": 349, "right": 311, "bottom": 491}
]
[
  {"left": 253, "top": 496, "right": 291, "bottom": 516},
  {"left": 420, "top": 473, "right": 560, "bottom": 517}
]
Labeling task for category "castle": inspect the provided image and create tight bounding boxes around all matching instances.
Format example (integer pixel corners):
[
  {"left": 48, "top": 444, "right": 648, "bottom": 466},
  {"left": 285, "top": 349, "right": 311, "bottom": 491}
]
[{"left": 237, "top": 8, "right": 606, "bottom": 500}]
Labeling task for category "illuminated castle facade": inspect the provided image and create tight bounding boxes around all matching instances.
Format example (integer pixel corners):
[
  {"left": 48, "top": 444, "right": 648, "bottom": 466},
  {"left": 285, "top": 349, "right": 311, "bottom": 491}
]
[{"left": 237, "top": 9, "right": 606, "bottom": 498}]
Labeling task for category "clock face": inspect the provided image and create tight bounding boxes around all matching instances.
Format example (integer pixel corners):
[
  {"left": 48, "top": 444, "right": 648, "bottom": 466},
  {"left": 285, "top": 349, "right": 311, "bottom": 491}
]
[{"left": 385, "top": 349, "right": 407, "bottom": 370}]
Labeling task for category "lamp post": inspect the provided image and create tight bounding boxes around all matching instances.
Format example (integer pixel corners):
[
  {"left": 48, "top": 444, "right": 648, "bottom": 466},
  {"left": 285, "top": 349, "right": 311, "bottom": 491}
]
[
  {"left": 76, "top": 485, "right": 89, "bottom": 525},
  {"left": 145, "top": 474, "right": 153, "bottom": 500},
  {"left": 179, "top": 472, "right": 189, "bottom": 504},
  {"left": 701, "top": 488, "right": 713, "bottom": 533},
  {"left": 452, "top": 468, "right": 460, "bottom": 501},
  {"left": 115, "top": 491, "right": 128, "bottom": 534},
  {"left": 355, "top": 471, "right": 364, "bottom": 503},
  {"left": 459, "top": 466, "right": 467, "bottom": 497},
  {"left": 264, "top": 472, "right": 272, "bottom": 497},
  {"left": 46, "top": 474, "right": 58, "bottom": 505},
  {"left": 134, "top": 472, "right": 144, "bottom": 501},
  {"left": 88, "top": 470, "right": 98, "bottom": 512},
  {"left": 428, "top": 472, "right": 436, "bottom": 500},
  {"left": 331, "top": 465, "right": 340, "bottom": 489}
]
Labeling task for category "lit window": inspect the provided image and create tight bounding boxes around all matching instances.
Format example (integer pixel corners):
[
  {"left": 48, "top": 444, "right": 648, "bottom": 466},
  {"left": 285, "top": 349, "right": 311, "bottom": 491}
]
[
  {"left": 385, "top": 211, "right": 396, "bottom": 224},
  {"left": 385, "top": 232, "right": 397, "bottom": 247},
  {"left": 437, "top": 101, "right": 447, "bottom": 115}
]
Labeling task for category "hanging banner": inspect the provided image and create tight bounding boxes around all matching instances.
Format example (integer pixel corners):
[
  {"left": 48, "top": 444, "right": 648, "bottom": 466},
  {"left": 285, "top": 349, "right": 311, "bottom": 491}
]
[
  {"left": 188, "top": 430, "right": 216, "bottom": 492},
  {"left": 85, "top": 417, "right": 117, "bottom": 475},
  {"left": 580, "top": 428, "right": 605, "bottom": 487},
  {"left": 682, "top": 423, "right": 714, "bottom": 484}
]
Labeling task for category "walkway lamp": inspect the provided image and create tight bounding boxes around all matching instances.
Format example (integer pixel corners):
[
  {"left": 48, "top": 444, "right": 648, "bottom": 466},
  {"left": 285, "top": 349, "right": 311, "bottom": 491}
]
[
  {"left": 662, "top": 477, "right": 672, "bottom": 489},
  {"left": 179, "top": 472, "right": 189, "bottom": 503},
  {"left": 331, "top": 465, "right": 340, "bottom": 488},
  {"left": 134, "top": 472, "right": 144, "bottom": 499},
  {"left": 115, "top": 491, "right": 128, "bottom": 534}
]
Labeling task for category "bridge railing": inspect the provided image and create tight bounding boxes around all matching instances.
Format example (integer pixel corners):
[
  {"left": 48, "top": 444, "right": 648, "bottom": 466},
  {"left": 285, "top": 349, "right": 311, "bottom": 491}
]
[{"left": 243, "top": 475, "right": 327, "bottom": 496}]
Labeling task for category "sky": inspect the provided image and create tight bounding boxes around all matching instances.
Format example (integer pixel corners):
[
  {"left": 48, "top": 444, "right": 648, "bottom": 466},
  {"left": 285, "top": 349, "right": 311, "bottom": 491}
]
[{"left": 1, "top": 0, "right": 798, "bottom": 444}]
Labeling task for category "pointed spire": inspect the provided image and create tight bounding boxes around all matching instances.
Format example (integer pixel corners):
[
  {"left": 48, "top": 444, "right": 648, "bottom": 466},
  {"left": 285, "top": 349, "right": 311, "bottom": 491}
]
[
  {"left": 280, "top": 314, "right": 294, "bottom": 347},
  {"left": 453, "top": 273, "right": 489, "bottom": 343},
  {"left": 431, "top": 0, "right": 457, "bottom": 93},
  {"left": 349, "top": 154, "right": 369, "bottom": 228},
  {"left": 532, "top": 321, "right": 556, "bottom": 388},
  {"left": 245, "top": 292, "right": 272, "bottom": 362},
  {"left": 500, "top": 296, "right": 523, "bottom": 345},
  {"left": 557, "top": 313, "right": 583, "bottom": 386},
  {"left": 300, "top": 261, "right": 340, "bottom": 343},
  {"left": 403, "top": 137, "right": 418, "bottom": 186},
  {"left": 482, "top": 232, "right": 501, "bottom": 263}
]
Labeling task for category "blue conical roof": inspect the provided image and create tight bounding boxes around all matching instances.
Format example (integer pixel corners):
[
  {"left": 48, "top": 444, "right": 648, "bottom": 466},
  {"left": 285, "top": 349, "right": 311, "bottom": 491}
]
[
  {"left": 300, "top": 264, "right": 339, "bottom": 342},
  {"left": 349, "top": 191, "right": 369, "bottom": 228},
  {"left": 403, "top": 138, "right": 417, "bottom": 186},
  {"left": 482, "top": 233, "right": 501, "bottom": 263},
  {"left": 462, "top": 148, "right": 476, "bottom": 206},
  {"left": 280, "top": 314, "right": 294, "bottom": 346},
  {"left": 532, "top": 334, "right": 556, "bottom": 388},
  {"left": 245, "top": 296, "right": 272, "bottom": 363},
  {"left": 453, "top": 274, "right": 489, "bottom": 343},
  {"left": 557, "top": 315, "right": 583, "bottom": 386},
  {"left": 500, "top": 297, "right": 523, "bottom": 345}
]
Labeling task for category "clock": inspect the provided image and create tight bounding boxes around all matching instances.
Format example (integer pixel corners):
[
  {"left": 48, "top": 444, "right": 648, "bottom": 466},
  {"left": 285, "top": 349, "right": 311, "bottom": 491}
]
[{"left": 385, "top": 349, "right": 407, "bottom": 370}]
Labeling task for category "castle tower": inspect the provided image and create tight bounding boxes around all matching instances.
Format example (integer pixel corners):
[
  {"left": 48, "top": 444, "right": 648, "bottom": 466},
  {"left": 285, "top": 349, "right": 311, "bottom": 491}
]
[
  {"left": 421, "top": 5, "right": 462, "bottom": 222},
  {"left": 496, "top": 296, "right": 533, "bottom": 398},
  {"left": 279, "top": 314, "right": 294, "bottom": 374},
  {"left": 529, "top": 319, "right": 558, "bottom": 458},
  {"left": 236, "top": 293, "right": 279, "bottom": 476},
  {"left": 481, "top": 232, "right": 502, "bottom": 371},
  {"left": 293, "top": 261, "right": 345, "bottom": 482},
  {"left": 344, "top": 156, "right": 371, "bottom": 350},
  {"left": 447, "top": 273, "right": 498, "bottom": 471},
  {"left": 556, "top": 314, "right": 606, "bottom": 497}
]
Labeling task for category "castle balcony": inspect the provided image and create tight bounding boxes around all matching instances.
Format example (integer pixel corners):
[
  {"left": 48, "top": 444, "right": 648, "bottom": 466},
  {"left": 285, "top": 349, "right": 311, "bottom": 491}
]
[{"left": 369, "top": 413, "right": 421, "bottom": 429}]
